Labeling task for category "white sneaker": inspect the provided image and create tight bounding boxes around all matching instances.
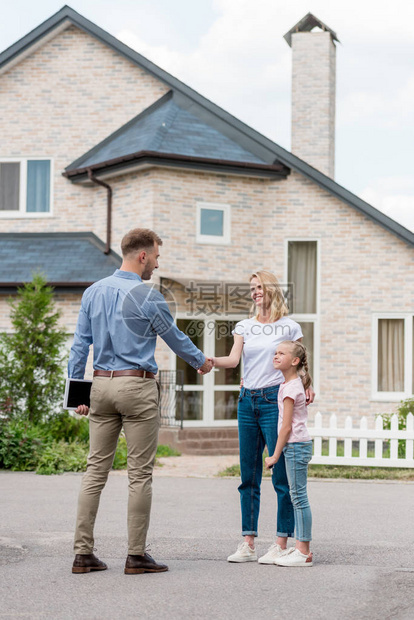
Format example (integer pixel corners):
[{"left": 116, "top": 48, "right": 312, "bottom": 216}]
[
  {"left": 258, "top": 543, "right": 290, "bottom": 564},
  {"left": 274, "top": 548, "right": 313, "bottom": 567},
  {"left": 227, "top": 542, "right": 258, "bottom": 563}
]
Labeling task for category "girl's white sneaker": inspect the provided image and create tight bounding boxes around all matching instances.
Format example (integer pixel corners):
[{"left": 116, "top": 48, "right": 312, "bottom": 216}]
[
  {"left": 227, "top": 542, "right": 258, "bottom": 562},
  {"left": 258, "top": 543, "right": 290, "bottom": 564},
  {"left": 274, "top": 548, "right": 313, "bottom": 567}
]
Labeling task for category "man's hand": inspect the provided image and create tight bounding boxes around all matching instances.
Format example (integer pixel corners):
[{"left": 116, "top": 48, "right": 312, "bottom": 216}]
[
  {"left": 197, "top": 358, "right": 214, "bottom": 375},
  {"left": 75, "top": 404, "right": 89, "bottom": 416},
  {"left": 305, "top": 387, "right": 315, "bottom": 405}
]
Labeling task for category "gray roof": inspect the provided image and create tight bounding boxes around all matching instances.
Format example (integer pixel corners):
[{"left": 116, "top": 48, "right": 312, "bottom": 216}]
[
  {"left": 0, "top": 233, "right": 121, "bottom": 288},
  {"left": 1, "top": 6, "right": 413, "bottom": 248},
  {"left": 66, "top": 91, "right": 272, "bottom": 173}
]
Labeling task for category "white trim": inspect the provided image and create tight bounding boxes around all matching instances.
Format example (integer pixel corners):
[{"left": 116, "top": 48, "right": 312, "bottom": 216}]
[
  {"left": 371, "top": 313, "right": 414, "bottom": 401},
  {"left": 196, "top": 202, "right": 231, "bottom": 245},
  {"left": 0, "top": 157, "right": 53, "bottom": 218}
]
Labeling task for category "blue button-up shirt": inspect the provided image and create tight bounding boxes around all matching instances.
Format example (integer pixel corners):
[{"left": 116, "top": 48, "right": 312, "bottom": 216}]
[{"left": 68, "top": 270, "right": 205, "bottom": 378}]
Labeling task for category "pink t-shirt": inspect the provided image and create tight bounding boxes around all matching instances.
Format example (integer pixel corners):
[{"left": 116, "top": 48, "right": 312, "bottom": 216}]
[{"left": 278, "top": 377, "right": 311, "bottom": 443}]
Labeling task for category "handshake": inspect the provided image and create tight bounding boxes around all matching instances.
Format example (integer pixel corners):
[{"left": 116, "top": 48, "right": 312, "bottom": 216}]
[{"left": 197, "top": 357, "right": 215, "bottom": 375}]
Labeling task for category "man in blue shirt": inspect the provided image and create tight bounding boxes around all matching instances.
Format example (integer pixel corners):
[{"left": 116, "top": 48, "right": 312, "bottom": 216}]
[{"left": 69, "top": 228, "right": 213, "bottom": 575}]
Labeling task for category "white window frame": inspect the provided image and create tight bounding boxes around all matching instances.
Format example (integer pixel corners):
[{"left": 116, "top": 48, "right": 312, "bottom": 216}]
[
  {"left": 170, "top": 314, "right": 245, "bottom": 427},
  {"left": 0, "top": 157, "right": 54, "bottom": 218},
  {"left": 196, "top": 202, "right": 231, "bottom": 245},
  {"left": 371, "top": 313, "right": 413, "bottom": 402},
  {"left": 284, "top": 238, "right": 320, "bottom": 396}
]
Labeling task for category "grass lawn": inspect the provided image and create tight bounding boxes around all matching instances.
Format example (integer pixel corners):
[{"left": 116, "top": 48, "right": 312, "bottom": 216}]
[{"left": 218, "top": 441, "right": 414, "bottom": 481}]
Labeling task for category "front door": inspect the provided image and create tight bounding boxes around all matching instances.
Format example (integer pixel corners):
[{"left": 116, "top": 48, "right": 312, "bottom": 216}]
[{"left": 175, "top": 317, "right": 242, "bottom": 426}]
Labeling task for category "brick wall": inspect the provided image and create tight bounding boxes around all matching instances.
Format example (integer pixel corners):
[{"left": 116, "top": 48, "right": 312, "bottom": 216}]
[
  {"left": 0, "top": 24, "right": 168, "bottom": 235},
  {"left": 291, "top": 31, "right": 336, "bottom": 178}
]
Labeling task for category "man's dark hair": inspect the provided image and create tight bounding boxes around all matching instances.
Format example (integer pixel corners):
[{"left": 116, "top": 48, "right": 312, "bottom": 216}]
[{"left": 121, "top": 228, "right": 163, "bottom": 257}]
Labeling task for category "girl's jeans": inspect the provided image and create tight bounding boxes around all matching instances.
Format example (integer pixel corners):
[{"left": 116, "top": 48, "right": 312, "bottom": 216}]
[
  {"left": 237, "top": 385, "right": 294, "bottom": 538},
  {"left": 283, "top": 441, "right": 313, "bottom": 542}
]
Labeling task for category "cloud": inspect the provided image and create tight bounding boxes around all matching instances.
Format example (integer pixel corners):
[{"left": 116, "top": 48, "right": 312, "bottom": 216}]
[
  {"left": 116, "top": 0, "right": 414, "bottom": 199},
  {"left": 360, "top": 177, "right": 414, "bottom": 232}
]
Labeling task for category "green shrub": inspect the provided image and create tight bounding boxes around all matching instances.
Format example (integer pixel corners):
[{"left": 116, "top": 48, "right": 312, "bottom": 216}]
[
  {"left": 0, "top": 274, "right": 68, "bottom": 425},
  {"left": 43, "top": 411, "right": 89, "bottom": 444},
  {"left": 156, "top": 444, "right": 181, "bottom": 457},
  {"left": 380, "top": 397, "right": 414, "bottom": 458},
  {"left": 0, "top": 419, "right": 43, "bottom": 471},
  {"left": 112, "top": 436, "right": 128, "bottom": 470},
  {"left": 36, "top": 441, "right": 88, "bottom": 475}
]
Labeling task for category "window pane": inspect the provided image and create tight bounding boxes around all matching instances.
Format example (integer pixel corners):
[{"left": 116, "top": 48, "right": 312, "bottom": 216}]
[
  {"left": 200, "top": 208, "right": 223, "bottom": 236},
  {"left": 214, "top": 391, "right": 238, "bottom": 420},
  {"left": 26, "top": 160, "right": 50, "bottom": 213},
  {"left": 288, "top": 241, "right": 317, "bottom": 313},
  {"left": 177, "top": 391, "right": 203, "bottom": 421},
  {"left": 0, "top": 163, "right": 20, "bottom": 210},
  {"left": 299, "top": 322, "right": 314, "bottom": 381},
  {"left": 378, "top": 319, "right": 404, "bottom": 392},
  {"left": 176, "top": 319, "right": 203, "bottom": 385},
  {"left": 214, "top": 321, "right": 241, "bottom": 385}
]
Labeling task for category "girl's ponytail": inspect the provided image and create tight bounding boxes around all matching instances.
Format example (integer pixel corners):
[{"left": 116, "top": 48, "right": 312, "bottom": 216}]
[{"left": 285, "top": 341, "right": 312, "bottom": 391}]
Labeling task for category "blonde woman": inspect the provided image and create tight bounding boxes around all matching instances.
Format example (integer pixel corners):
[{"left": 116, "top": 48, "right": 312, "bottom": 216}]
[{"left": 212, "top": 271, "right": 314, "bottom": 564}]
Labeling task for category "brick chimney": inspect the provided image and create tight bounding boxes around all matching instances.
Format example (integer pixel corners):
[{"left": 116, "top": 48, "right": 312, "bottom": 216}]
[{"left": 284, "top": 13, "right": 339, "bottom": 178}]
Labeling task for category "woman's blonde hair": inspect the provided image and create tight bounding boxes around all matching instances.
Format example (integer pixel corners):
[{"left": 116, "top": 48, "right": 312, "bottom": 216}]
[
  {"left": 282, "top": 340, "right": 312, "bottom": 391},
  {"left": 250, "top": 270, "right": 288, "bottom": 322}
]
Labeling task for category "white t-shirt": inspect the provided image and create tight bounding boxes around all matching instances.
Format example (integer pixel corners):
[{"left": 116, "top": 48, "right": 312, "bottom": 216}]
[{"left": 233, "top": 317, "right": 303, "bottom": 389}]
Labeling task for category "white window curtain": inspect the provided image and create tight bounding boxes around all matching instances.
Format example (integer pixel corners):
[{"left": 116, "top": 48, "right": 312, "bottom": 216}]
[
  {"left": 288, "top": 241, "right": 317, "bottom": 314},
  {"left": 26, "top": 160, "right": 50, "bottom": 213},
  {"left": 0, "top": 163, "right": 20, "bottom": 211},
  {"left": 378, "top": 319, "right": 405, "bottom": 392}
]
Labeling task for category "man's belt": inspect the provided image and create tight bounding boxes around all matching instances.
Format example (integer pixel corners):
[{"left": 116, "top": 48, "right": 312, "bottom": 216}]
[{"left": 93, "top": 369, "right": 156, "bottom": 379}]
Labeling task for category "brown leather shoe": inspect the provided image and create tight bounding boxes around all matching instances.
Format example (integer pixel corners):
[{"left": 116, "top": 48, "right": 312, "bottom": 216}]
[
  {"left": 124, "top": 553, "right": 168, "bottom": 574},
  {"left": 72, "top": 553, "right": 108, "bottom": 574}
]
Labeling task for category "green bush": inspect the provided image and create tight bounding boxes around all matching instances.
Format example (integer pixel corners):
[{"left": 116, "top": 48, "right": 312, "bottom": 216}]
[
  {"left": 0, "top": 412, "right": 181, "bottom": 474},
  {"left": 43, "top": 411, "right": 89, "bottom": 444},
  {"left": 0, "top": 275, "right": 68, "bottom": 424},
  {"left": 36, "top": 441, "right": 88, "bottom": 475},
  {"left": 380, "top": 397, "right": 414, "bottom": 458},
  {"left": 112, "top": 436, "right": 128, "bottom": 470},
  {"left": 156, "top": 444, "right": 181, "bottom": 457},
  {"left": 0, "top": 419, "right": 43, "bottom": 471}
]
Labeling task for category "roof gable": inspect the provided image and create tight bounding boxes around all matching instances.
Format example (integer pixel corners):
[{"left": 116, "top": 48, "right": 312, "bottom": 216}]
[{"left": 1, "top": 5, "right": 413, "bottom": 248}]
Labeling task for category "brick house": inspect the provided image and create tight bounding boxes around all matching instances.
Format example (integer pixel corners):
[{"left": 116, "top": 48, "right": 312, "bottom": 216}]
[{"left": 1, "top": 7, "right": 413, "bottom": 438}]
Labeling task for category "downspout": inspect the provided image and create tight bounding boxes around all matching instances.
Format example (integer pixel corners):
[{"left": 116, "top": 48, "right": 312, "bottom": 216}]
[{"left": 87, "top": 168, "right": 112, "bottom": 255}]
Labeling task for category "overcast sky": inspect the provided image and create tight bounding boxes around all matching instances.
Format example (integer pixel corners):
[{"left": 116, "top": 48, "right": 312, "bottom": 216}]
[{"left": 2, "top": 0, "right": 414, "bottom": 232}]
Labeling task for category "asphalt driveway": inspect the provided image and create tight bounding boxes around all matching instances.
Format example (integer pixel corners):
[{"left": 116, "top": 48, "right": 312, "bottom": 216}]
[{"left": 0, "top": 471, "right": 413, "bottom": 619}]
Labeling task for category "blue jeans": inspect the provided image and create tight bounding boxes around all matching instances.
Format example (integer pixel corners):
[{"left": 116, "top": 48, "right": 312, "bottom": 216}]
[
  {"left": 283, "top": 441, "right": 313, "bottom": 542},
  {"left": 237, "top": 385, "right": 294, "bottom": 538}
]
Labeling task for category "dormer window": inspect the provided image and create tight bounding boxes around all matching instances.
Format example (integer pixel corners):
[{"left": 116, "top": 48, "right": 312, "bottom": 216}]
[{"left": 0, "top": 158, "right": 52, "bottom": 216}]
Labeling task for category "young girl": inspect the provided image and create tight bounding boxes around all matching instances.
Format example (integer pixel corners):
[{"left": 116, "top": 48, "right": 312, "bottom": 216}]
[{"left": 265, "top": 340, "right": 313, "bottom": 567}]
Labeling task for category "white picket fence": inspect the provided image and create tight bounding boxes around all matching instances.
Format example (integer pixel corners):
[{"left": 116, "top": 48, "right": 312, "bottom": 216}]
[{"left": 308, "top": 412, "right": 414, "bottom": 468}]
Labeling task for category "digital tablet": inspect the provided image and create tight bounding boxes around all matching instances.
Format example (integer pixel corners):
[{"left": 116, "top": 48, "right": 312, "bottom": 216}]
[{"left": 63, "top": 378, "right": 93, "bottom": 410}]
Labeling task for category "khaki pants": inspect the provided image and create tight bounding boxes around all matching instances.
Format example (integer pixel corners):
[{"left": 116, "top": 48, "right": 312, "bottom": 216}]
[{"left": 74, "top": 376, "right": 160, "bottom": 555}]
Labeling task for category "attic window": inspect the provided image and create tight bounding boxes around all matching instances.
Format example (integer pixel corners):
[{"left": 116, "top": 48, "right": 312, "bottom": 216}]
[
  {"left": 0, "top": 158, "right": 52, "bottom": 217},
  {"left": 196, "top": 202, "right": 231, "bottom": 245}
]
